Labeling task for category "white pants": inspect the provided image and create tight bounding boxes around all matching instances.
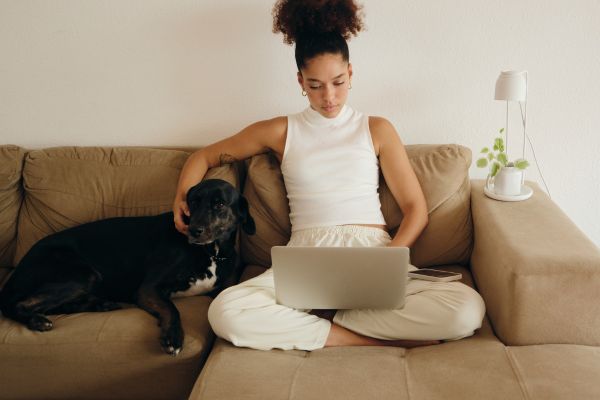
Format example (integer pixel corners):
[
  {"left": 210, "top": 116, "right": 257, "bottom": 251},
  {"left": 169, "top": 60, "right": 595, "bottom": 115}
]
[{"left": 208, "top": 225, "right": 486, "bottom": 351}]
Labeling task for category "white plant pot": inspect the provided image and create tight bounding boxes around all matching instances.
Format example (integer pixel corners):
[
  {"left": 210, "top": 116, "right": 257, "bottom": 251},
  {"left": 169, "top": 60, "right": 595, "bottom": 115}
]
[{"left": 488, "top": 166, "right": 523, "bottom": 196}]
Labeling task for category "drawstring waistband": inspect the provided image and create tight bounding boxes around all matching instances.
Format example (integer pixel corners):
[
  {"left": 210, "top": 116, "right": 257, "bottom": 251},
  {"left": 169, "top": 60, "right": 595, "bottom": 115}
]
[{"left": 291, "top": 225, "right": 390, "bottom": 239}]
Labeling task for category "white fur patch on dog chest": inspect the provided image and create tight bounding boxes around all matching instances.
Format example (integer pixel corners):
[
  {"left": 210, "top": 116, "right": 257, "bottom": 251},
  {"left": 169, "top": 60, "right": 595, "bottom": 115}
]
[{"left": 171, "top": 262, "right": 217, "bottom": 298}]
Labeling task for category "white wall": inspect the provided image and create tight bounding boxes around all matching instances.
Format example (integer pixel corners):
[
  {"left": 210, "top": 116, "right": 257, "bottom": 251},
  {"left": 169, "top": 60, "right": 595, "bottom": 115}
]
[{"left": 1, "top": 0, "right": 599, "bottom": 246}]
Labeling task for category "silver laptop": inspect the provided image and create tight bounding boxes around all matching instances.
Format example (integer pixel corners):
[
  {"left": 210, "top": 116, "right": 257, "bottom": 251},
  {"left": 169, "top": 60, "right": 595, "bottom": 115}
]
[{"left": 271, "top": 246, "right": 409, "bottom": 310}]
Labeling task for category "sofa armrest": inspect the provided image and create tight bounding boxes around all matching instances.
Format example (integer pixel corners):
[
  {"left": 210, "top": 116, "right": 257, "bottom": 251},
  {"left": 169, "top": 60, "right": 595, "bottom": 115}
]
[{"left": 470, "top": 180, "right": 600, "bottom": 346}]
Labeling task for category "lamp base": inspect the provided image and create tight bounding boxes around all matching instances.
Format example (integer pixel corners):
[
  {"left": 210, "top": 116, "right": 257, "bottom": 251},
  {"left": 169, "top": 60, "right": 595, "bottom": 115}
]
[{"left": 484, "top": 184, "right": 533, "bottom": 202}]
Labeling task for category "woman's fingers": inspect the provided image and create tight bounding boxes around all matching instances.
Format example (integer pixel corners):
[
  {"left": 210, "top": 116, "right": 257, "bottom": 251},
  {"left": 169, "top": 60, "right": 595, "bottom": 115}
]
[{"left": 173, "top": 201, "right": 189, "bottom": 234}]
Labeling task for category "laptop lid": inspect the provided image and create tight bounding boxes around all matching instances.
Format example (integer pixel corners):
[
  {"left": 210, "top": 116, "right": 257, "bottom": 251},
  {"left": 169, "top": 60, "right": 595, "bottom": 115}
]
[{"left": 271, "top": 246, "right": 409, "bottom": 310}]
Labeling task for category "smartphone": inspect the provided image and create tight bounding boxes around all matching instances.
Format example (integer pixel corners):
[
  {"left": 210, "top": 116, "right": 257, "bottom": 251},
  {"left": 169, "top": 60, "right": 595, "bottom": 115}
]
[{"left": 407, "top": 268, "right": 462, "bottom": 282}]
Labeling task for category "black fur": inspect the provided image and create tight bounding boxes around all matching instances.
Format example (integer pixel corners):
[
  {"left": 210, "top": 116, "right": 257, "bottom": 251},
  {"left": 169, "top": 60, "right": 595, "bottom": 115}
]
[{"left": 0, "top": 179, "right": 255, "bottom": 356}]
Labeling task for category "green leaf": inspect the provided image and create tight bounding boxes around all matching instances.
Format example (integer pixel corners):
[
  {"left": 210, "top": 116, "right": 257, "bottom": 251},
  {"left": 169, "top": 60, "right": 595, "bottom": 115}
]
[
  {"left": 514, "top": 159, "right": 530, "bottom": 169},
  {"left": 490, "top": 162, "right": 500, "bottom": 177},
  {"left": 494, "top": 138, "right": 505, "bottom": 152},
  {"left": 497, "top": 152, "right": 508, "bottom": 166},
  {"left": 476, "top": 158, "right": 488, "bottom": 168},
  {"left": 481, "top": 147, "right": 489, "bottom": 153},
  {"left": 488, "top": 153, "right": 494, "bottom": 161},
  {"left": 499, "top": 128, "right": 505, "bottom": 134}
]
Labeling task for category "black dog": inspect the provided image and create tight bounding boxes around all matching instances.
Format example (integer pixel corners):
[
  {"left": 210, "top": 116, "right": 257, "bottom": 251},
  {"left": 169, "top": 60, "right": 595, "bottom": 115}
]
[{"left": 0, "top": 179, "right": 255, "bottom": 355}]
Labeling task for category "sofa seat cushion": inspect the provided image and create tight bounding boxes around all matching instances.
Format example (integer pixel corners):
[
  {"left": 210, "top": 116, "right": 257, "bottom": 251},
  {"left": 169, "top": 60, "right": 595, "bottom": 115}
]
[
  {"left": 0, "top": 145, "right": 26, "bottom": 267},
  {"left": 240, "top": 144, "right": 473, "bottom": 269},
  {"left": 189, "top": 334, "right": 600, "bottom": 400},
  {"left": 189, "top": 266, "right": 513, "bottom": 399},
  {"left": 0, "top": 296, "right": 214, "bottom": 400},
  {"left": 506, "top": 344, "right": 600, "bottom": 399},
  {"left": 188, "top": 317, "right": 522, "bottom": 400}
]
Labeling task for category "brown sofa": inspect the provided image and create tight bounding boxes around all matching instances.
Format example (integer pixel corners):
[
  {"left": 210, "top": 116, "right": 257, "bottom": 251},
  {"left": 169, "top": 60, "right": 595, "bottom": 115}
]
[{"left": 1, "top": 144, "right": 599, "bottom": 400}]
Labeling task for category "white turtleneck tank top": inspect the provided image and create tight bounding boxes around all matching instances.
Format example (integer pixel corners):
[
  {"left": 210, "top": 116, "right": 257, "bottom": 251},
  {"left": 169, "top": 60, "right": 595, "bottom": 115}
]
[{"left": 281, "top": 104, "right": 387, "bottom": 232}]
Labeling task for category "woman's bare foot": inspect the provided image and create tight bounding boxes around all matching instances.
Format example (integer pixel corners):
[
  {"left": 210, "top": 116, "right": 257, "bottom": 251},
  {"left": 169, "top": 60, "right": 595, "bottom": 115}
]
[{"left": 323, "top": 323, "right": 441, "bottom": 348}]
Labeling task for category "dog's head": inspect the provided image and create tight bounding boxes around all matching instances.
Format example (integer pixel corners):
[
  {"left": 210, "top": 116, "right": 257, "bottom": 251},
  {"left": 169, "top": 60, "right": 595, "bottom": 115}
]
[{"left": 185, "top": 179, "right": 256, "bottom": 245}]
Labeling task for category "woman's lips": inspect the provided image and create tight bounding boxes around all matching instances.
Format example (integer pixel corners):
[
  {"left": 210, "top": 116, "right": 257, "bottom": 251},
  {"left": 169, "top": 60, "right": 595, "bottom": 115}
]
[{"left": 323, "top": 105, "right": 337, "bottom": 112}]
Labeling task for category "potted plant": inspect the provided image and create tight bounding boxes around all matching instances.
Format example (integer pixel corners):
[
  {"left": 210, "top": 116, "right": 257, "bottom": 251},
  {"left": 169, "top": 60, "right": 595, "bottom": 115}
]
[{"left": 477, "top": 128, "right": 529, "bottom": 196}]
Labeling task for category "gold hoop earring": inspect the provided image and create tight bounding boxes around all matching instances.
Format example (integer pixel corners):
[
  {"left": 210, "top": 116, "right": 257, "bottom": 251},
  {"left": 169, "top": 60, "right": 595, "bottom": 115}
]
[{"left": 302, "top": 90, "right": 307, "bottom": 96}]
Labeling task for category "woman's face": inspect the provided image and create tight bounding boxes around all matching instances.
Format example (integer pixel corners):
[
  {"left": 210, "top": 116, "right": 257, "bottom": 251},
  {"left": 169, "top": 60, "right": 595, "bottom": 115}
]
[{"left": 297, "top": 53, "right": 353, "bottom": 119}]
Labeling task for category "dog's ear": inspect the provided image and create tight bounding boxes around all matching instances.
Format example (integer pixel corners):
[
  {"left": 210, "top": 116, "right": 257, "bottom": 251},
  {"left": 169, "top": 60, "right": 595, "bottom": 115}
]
[
  {"left": 237, "top": 196, "right": 256, "bottom": 235},
  {"left": 186, "top": 183, "right": 202, "bottom": 206}
]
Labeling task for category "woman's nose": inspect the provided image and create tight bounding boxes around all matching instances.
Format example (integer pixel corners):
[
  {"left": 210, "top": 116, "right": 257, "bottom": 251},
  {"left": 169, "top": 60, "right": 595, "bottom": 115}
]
[{"left": 323, "top": 85, "right": 335, "bottom": 101}]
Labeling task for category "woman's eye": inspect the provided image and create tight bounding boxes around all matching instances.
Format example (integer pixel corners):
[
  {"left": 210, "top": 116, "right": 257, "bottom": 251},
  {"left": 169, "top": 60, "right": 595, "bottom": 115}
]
[{"left": 310, "top": 82, "right": 344, "bottom": 89}]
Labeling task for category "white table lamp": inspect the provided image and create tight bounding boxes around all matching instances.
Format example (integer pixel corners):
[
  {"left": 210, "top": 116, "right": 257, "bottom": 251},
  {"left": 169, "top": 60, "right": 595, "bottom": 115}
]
[
  {"left": 484, "top": 70, "right": 533, "bottom": 201},
  {"left": 494, "top": 70, "right": 527, "bottom": 158}
]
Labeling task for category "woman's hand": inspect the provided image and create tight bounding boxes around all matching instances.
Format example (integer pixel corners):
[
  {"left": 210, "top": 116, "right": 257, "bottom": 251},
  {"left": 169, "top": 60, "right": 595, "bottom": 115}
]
[{"left": 173, "top": 198, "right": 190, "bottom": 235}]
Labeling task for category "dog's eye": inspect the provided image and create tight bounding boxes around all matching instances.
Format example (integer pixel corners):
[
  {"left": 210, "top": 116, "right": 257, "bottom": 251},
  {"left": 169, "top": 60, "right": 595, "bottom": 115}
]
[{"left": 214, "top": 202, "right": 225, "bottom": 210}]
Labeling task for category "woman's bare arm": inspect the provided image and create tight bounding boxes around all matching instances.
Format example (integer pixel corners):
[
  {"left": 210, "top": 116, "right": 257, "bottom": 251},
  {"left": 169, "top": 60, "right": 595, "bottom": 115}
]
[
  {"left": 369, "top": 117, "right": 428, "bottom": 248},
  {"left": 173, "top": 117, "right": 287, "bottom": 233}
]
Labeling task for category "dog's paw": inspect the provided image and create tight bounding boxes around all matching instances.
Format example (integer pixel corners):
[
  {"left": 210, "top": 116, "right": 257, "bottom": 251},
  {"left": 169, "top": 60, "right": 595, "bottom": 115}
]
[
  {"left": 160, "top": 325, "right": 184, "bottom": 356},
  {"left": 27, "top": 314, "right": 53, "bottom": 331}
]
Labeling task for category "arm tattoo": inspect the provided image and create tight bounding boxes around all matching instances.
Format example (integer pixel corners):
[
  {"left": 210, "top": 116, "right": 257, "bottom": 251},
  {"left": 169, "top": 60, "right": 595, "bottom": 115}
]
[{"left": 219, "top": 153, "right": 237, "bottom": 166}]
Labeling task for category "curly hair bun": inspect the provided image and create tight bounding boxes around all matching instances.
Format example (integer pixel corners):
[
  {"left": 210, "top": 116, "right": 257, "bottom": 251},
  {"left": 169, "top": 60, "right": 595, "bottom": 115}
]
[{"left": 272, "top": 0, "right": 365, "bottom": 45}]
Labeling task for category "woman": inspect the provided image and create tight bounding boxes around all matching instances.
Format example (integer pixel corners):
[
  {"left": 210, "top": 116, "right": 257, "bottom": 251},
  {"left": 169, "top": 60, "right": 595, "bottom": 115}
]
[{"left": 173, "top": 0, "right": 485, "bottom": 351}]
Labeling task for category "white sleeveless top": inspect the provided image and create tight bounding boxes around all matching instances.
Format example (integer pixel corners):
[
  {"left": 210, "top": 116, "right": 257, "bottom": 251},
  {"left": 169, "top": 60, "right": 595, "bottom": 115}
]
[{"left": 281, "top": 104, "right": 387, "bottom": 232}]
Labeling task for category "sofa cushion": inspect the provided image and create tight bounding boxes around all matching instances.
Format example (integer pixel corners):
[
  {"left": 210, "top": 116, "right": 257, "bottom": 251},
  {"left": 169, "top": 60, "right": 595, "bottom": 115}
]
[
  {"left": 189, "top": 332, "right": 522, "bottom": 400},
  {"left": 188, "top": 267, "right": 519, "bottom": 400},
  {"left": 240, "top": 152, "right": 291, "bottom": 267},
  {"left": 14, "top": 146, "right": 237, "bottom": 264},
  {"left": 0, "top": 296, "right": 213, "bottom": 400},
  {"left": 189, "top": 335, "right": 600, "bottom": 400},
  {"left": 0, "top": 145, "right": 26, "bottom": 267},
  {"left": 240, "top": 144, "right": 472, "bottom": 268},
  {"left": 384, "top": 144, "right": 473, "bottom": 267},
  {"left": 505, "top": 344, "right": 600, "bottom": 399}
]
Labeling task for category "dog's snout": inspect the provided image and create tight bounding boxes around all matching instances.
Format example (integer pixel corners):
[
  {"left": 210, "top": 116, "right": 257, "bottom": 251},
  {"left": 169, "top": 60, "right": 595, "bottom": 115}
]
[{"left": 191, "top": 227, "right": 204, "bottom": 237}]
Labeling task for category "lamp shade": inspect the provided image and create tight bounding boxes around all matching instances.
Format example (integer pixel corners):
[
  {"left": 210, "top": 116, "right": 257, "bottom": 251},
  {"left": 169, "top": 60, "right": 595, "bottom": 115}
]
[{"left": 494, "top": 70, "right": 527, "bottom": 101}]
